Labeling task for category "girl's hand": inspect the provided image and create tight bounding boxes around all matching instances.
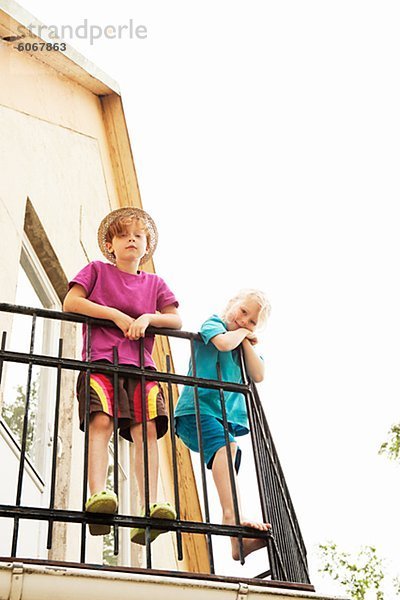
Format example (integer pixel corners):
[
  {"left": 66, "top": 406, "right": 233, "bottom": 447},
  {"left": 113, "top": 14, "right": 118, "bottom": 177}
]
[
  {"left": 125, "top": 314, "right": 151, "bottom": 340},
  {"left": 245, "top": 331, "right": 259, "bottom": 346},
  {"left": 111, "top": 309, "right": 135, "bottom": 335}
]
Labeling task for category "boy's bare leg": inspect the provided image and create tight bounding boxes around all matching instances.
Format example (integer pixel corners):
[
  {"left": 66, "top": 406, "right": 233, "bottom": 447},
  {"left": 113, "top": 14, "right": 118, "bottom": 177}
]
[
  {"left": 130, "top": 420, "right": 159, "bottom": 507},
  {"left": 88, "top": 412, "right": 113, "bottom": 495},
  {"left": 211, "top": 443, "right": 271, "bottom": 560}
]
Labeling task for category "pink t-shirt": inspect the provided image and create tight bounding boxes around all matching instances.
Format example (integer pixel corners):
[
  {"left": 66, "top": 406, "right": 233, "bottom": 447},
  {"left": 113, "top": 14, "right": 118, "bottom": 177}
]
[{"left": 69, "top": 261, "right": 179, "bottom": 367}]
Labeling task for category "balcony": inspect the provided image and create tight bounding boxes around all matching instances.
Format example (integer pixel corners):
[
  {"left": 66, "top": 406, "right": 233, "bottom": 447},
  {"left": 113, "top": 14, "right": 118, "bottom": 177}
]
[{"left": 0, "top": 303, "right": 315, "bottom": 597}]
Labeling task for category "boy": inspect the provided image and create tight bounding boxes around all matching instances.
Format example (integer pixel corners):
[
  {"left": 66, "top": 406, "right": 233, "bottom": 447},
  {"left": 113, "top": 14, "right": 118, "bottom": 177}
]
[{"left": 64, "top": 207, "right": 181, "bottom": 544}]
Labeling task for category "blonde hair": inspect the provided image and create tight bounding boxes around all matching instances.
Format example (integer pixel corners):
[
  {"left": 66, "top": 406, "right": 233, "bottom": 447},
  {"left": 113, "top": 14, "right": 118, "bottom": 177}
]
[{"left": 221, "top": 289, "right": 271, "bottom": 330}]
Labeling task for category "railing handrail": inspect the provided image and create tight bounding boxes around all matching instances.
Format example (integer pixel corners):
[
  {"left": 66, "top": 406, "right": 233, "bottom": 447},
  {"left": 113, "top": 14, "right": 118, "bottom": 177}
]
[
  {"left": 0, "top": 349, "right": 251, "bottom": 394},
  {"left": 0, "top": 302, "right": 201, "bottom": 341}
]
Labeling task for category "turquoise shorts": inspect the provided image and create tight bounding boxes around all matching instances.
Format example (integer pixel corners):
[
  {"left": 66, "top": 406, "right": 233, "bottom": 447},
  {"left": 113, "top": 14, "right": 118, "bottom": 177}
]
[{"left": 175, "top": 413, "right": 246, "bottom": 471}]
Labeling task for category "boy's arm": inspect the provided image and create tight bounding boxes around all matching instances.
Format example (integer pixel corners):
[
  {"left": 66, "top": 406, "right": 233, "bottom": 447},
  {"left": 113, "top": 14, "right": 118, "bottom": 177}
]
[
  {"left": 150, "top": 304, "right": 182, "bottom": 329},
  {"left": 125, "top": 304, "right": 182, "bottom": 341},
  {"left": 241, "top": 338, "right": 265, "bottom": 383},
  {"left": 63, "top": 284, "right": 134, "bottom": 334}
]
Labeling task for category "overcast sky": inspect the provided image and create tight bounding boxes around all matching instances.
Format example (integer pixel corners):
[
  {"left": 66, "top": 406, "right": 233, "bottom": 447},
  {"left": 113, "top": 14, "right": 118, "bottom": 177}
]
[{"left": 11, "top": 1, "right": 400, "bottom": 595}]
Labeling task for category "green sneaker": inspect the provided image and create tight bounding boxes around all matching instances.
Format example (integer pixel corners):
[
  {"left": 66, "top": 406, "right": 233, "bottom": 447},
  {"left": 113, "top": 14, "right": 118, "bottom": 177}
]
[
  {"left": 130, "top": 502, "right": 176, "bottom": 545},
  {"left": 85, "top": 490, "right": 118, "bottom": 536}
]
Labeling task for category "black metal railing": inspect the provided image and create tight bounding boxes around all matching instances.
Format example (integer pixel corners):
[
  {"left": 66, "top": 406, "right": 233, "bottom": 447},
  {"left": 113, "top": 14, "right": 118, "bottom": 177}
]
[{"left": 0, "top": 303, "right": 311, "bottom": 588}]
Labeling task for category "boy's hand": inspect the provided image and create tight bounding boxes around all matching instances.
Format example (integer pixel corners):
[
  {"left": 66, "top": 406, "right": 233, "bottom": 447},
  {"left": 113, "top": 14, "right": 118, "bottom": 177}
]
[
  {"left": 111, "top": 309, "right": 135, "bottom": 335},
  {"left": 125, "top": 314, "right": 150, "bottom": 340}
]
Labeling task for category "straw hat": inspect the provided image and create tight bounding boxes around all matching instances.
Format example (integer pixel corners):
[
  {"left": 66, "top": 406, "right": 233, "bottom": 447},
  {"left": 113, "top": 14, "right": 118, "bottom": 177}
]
[{"left": 97, "top": 207, "right": 158, "bottom": 265}]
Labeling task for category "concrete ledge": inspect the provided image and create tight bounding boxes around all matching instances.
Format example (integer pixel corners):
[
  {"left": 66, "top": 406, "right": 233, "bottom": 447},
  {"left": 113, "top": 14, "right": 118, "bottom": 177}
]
[{"left": 0, "top": 560, "right": 348, "bottom": 600}]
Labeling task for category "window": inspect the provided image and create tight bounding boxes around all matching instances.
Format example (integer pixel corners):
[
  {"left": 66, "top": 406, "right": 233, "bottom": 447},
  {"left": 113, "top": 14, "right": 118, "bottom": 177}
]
[{"left": 1, "top": 234, "right": 61, "bottom": 485}]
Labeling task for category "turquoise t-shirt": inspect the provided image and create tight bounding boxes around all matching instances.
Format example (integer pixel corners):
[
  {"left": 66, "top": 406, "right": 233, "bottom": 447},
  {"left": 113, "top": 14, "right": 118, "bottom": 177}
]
[{"left": 174, "top": 314, "right": 249, "bottom": 432}]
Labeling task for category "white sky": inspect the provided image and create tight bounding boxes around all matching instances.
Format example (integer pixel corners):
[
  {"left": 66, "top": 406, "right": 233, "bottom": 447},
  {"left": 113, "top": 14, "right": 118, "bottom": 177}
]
[{"left": 11, "top": 1, "right": 400, "bottom": 595}]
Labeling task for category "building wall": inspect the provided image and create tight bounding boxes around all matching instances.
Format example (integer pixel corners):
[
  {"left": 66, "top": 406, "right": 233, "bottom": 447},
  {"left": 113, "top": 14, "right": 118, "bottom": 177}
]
[
  {"left": 0, "top": 44, "right": 119, "bottom": 297},
  {"left": 0, "top": 34, "right": 209, "bottom": 573}
]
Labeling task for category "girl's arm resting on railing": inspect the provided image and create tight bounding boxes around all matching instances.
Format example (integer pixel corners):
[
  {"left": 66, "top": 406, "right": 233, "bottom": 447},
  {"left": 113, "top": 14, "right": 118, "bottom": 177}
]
[
  {"left": 211, "top": 329, "right": 265, "bottom": 383},
  {"left": 210, "top": 328, "right": 249, "bottom": 352},
  {"left": 241, "top": 338, "right": 265, "bottom": 383}
]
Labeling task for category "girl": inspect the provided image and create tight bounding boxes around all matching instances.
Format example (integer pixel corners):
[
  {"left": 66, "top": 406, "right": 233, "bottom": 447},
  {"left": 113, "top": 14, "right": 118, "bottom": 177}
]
[
  {"left": 64, "top": 207, "right": 181, "bottom": 544},
  {"left": 175, "top": 289, "right": 271, "bottom": 560}
]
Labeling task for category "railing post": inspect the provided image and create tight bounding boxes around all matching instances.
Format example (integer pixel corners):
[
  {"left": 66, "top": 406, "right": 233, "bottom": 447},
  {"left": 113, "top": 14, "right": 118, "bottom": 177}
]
[
  {"left": 112, "top": 346, "right": 120, "bottom": 557},
  {"left": 216, "top": 360, "right": 244, "bottom": 564},
  {"left": 237, "top": 345, "right": 285, "bottom": 581},
  {"left": 166, "top": 354, "right": 183, "bottom": 561},
  {"left": 47, "top": 337, "right": 63, "bottom": 550},
  {"left": 139, "top": 337, "right": 152, "bottom": 568},
  {"left": 11, "top": 312, "right": 37, "bottom": 556},
  {"left": 80, "top": 320, "right": 91, "bottom": 563},
  {"left": 190, "top": 336, "right": 215, "bottom": 575}
]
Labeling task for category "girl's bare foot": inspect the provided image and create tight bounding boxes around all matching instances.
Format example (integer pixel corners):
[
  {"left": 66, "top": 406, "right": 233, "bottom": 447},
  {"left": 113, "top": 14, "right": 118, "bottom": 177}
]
[{"left": 231, "top": 520, "right": 271, "bottom": 561}]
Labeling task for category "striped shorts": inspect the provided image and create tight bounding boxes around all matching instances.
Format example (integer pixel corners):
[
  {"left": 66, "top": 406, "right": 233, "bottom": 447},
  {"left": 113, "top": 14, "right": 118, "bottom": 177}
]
[{"left": 76, "top": 363, "right": 168, "bottom": 442}]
